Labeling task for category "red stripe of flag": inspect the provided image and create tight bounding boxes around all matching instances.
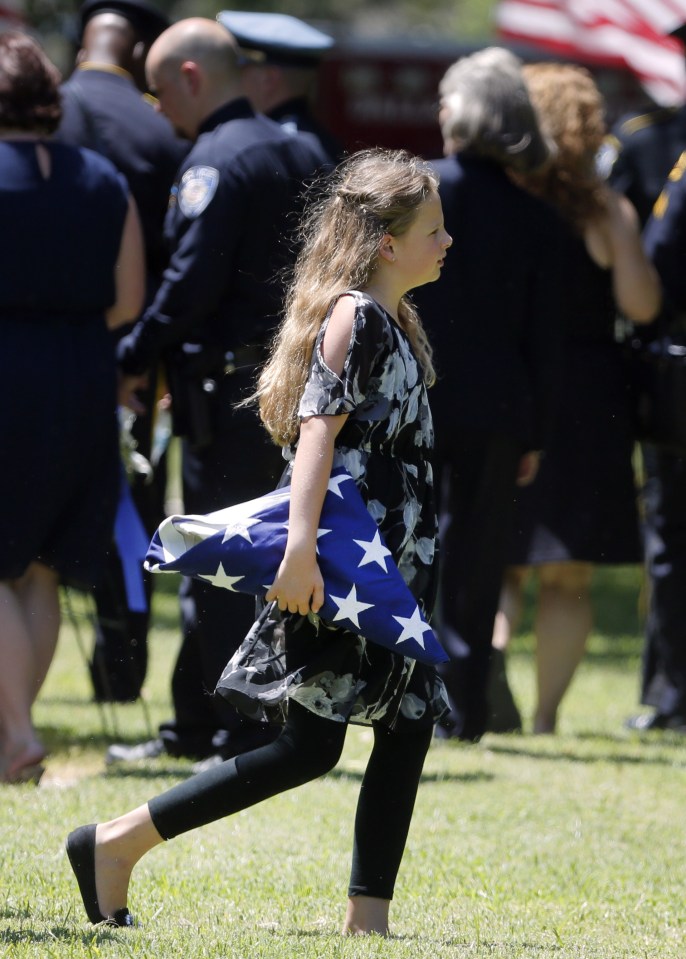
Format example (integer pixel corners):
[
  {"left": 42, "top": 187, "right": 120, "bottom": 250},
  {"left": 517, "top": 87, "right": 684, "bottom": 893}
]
[{"left": 495, "top": 0, "right": 686, "bottom": 105}]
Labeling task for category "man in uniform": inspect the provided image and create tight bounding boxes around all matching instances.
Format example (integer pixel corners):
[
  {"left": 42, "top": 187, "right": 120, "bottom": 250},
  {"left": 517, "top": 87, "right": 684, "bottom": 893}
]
[
  {"left": 216, "top": 10, "right": 343, "bottom": 165},
  {"left": 108, "top": 17, "right": 328, "bottom": 767},
  {"left": 607, "top": 20, "right": 686, "bottom": 732},
  {"left": 57, "top": 0, "right": 189, "bottom": 704}
]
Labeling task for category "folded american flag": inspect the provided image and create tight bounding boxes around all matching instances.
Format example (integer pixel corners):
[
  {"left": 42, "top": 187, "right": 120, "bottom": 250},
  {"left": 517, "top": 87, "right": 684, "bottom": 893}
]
[{"left": 145, "top": 468, "right": 448, "bottom": 667}]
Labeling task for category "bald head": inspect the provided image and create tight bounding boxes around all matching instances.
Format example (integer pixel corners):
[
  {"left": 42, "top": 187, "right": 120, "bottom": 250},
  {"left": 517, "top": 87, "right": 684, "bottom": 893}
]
[
  {"left": 146, "top": 17, "right": 244, "bottom": 138},
  {"left": 148, "top": 18, "right": 240, "bottom": 85},
  {"left": 79, "top": 13, "right": 144, "bottom": 85}
]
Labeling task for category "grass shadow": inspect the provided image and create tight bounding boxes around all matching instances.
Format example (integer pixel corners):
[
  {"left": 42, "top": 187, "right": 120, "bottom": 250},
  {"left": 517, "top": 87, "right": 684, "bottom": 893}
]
[
  {"left": 0, "top": 927, "right": 132, "bottom": 946},
  {"left": 287, "top": 927, "right": 560, "bottom": 951},
  {"left": 484, "top": 739, "right": 686, "bottom": 768},
  {"left": 102, "top": 764, "right": 195, "bottom": 781},
  {"left": 326, "top": 766, "right": 495, "bottom": 785}
]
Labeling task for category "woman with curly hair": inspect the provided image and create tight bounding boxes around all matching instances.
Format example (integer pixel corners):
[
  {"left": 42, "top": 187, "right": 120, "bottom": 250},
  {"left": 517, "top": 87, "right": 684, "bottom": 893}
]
[{"left": 493, "top": 63, "right": 661, "bottom": 733}]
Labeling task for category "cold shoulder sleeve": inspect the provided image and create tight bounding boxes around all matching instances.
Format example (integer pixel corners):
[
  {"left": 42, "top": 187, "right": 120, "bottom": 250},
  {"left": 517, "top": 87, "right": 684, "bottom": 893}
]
[{"left": 298, "top": 292, "right": 391, "bottom": 418}]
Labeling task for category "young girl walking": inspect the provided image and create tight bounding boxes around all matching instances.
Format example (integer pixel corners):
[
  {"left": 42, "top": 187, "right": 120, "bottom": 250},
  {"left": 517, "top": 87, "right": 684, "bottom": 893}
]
[{"left": 66, "top": 148, "right": 452, "bottom": 937}]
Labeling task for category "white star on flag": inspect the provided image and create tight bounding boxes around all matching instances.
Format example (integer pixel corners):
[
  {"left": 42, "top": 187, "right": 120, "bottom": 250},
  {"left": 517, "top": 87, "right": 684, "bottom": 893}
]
[
  {"left": 199, "top": 562, "right": 244, "bottom": 591},
  {"left": 393, "top": 606, "right": 434, "bottom": 650},
  {"left": 328, "top": 473, "right": 353, "bottom": 498},
  {"left": 316, "top": 527, "right": 331, "bottom": 555},
  {"left": 221, "top": 516, "right": 261, "bottom": 544},
  {"left": 353, "top": 529, "right": 392, "bottom": 571},
  {"left": 330, "top": 583, "right": 374, "bottom": 628}
]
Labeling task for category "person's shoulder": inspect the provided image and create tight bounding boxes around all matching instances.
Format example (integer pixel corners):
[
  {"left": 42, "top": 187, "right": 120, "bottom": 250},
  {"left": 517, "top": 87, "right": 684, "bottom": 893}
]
[
  {"left": 346, "top": 291, "right": 397, "bottom": 334},
  {"left": 326, "top": 291, "right": 358, "bottom": 333},
  {"left": 197, "top": 113, "right": 280, "bottom": 164},
  {"left": 62, "top": 67, "right": 137, "bottom": 99},
  {"left": 52, "top": 140, "right": 112, "bottom": 173},
  {"left": 613, "top": 105, "right": 684, "bottom": 143},
  {"left": 215, "top": 115, "right": 325, "bottom": 179},
  {"left": 649, "top": 150, "right": 686, "bottom": 220},
  {"left": 50, "top": 142, "right": 127, "bottom": 195}
]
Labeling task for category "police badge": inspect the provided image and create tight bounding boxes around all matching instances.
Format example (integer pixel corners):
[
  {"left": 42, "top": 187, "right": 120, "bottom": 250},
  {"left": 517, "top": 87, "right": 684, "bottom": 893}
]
[{"left": 178, "top": 166, "right": 220, "bottom": 218}]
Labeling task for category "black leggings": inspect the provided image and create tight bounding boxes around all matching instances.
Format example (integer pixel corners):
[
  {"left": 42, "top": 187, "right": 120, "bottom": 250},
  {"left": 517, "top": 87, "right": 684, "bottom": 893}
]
[{"left": 149, "top": 702, "right": 433, "bottom": 900}]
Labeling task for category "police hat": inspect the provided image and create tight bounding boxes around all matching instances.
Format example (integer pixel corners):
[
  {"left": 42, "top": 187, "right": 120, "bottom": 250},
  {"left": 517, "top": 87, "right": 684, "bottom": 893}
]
[
  {"left": 79, "top": 0, "right": 169, "bottom": 42},
  {"left": 216, "top": 11, "right": 334, "bottom": 68}
]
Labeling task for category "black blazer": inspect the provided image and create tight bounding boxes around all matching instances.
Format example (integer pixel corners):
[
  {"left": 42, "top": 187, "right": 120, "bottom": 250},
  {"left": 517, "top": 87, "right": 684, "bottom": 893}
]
[{"left": 414, "top": 153, "right": 563, "bottom": 452}]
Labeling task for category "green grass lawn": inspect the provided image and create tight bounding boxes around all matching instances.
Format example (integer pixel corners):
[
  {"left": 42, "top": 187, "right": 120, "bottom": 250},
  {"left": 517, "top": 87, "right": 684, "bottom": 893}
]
[{"left": 3, "top": 567, "right": 685, "bottom": 958}]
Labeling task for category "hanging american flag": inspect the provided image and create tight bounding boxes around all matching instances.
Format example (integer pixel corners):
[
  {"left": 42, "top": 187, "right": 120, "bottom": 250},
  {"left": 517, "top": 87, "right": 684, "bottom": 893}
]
[
  {"left": 145, "top": 467, "right": 448, "bottom": 667},
  {"left": 495, "top": 0, "right": 686, "bottom": 106}
]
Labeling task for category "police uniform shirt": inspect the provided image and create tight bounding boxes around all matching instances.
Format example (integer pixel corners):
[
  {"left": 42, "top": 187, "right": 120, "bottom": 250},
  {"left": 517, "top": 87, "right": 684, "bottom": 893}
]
[
  {"left": 57, "top": 65, "right": 188, "bottom": 277},
  {"left": 608, "top": 105, "right": 686, "bottom": 226},
  {"left": 644, "top": 152, "right": 686, "bottom": 311},
  {"left": 118, "top": 97, "right": 326, "bottom": 375}
]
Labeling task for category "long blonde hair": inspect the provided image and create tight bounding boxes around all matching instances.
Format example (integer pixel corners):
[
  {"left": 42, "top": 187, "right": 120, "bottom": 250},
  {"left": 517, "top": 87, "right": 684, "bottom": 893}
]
[{"left": 255, "top": 148, "right": 438, "bottom": 447}]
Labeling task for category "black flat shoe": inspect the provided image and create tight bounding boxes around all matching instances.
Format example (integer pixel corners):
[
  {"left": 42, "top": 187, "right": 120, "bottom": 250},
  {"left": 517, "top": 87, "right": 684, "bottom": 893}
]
[{"left": 66, "top": 824, "right": 134, "bottom": 927}]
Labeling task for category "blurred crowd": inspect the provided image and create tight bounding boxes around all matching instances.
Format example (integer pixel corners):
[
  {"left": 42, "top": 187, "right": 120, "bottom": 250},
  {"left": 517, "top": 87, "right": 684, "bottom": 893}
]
[{"left": 2, "top": 0, "right": 686, "bottom": 786}]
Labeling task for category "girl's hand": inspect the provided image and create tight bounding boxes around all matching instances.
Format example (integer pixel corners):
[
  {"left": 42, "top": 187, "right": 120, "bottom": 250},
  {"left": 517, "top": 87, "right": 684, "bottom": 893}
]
[{"left": 266, "top": 547, "right": 325, "bottom": 616}]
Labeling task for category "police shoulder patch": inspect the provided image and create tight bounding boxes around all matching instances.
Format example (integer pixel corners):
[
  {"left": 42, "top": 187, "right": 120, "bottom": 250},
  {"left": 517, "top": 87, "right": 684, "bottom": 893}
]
[{"left": 178, "top": 166, "right": 220, "bottom": 218}]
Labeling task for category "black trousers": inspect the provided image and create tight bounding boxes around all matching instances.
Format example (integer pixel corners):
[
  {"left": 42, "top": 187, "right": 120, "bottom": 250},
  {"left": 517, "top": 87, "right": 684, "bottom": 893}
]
[
  {"left": 433, "top": 431, "right": 522, "bottom": 742},
  {"left": 640, "top": 444, "right": 686, "bottom": 716},
  {"left": 159, "top": 385, "right": 285, "bottom": 758},
  {"left": 149, "top": 701, "right": 433, "bottom": 900}
]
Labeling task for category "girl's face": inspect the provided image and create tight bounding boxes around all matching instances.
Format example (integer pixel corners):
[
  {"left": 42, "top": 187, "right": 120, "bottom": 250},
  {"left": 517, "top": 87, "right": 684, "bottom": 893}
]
[{"left": 388, "top": 191, "right": 452, "bottom": 291}]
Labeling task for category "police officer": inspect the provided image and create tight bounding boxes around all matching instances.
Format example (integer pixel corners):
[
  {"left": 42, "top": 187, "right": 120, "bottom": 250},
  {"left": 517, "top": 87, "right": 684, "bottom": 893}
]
[
  {"left": 108, "top": 17, "right": 329, "bottom": 766},
  {"left": 607, "top": 20, "right": 686, "bottom": 733},
  {"left": 216, "top": 10, "right": 343, "bottom": 165},
  {"left": 59, "top": 0, "right": 188, "bottom": 287},
  {"left": 57, "top": 0, "right": 189, "bottom": 704},
  {"left": 626, "top": 156, "right": 686, "bottom": 733}
]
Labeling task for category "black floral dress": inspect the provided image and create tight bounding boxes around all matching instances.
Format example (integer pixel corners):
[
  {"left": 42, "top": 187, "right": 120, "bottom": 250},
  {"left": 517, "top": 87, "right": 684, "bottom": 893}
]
[{"left": 216, "top": 291, "right": 448, "bottom": 731}]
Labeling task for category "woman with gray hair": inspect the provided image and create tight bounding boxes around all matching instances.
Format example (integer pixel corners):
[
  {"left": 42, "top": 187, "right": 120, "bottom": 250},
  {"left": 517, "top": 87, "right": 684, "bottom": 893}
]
[
  {"left": 438, "top": 46, "right": 552, "bottom": 171},
  {"left": 413, "top": 46, "right": 564, "bottom": 742}
]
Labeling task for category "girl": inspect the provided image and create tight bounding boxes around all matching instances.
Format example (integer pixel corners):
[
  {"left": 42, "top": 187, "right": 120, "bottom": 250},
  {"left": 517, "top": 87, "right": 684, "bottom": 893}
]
[{"left": 66, "top": 148, "right": 452, "bottom": 936}]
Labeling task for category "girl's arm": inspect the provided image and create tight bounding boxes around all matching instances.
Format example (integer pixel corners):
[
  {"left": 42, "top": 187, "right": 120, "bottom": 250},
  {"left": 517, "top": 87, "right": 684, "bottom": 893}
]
[
  {"left": 266, "top": 412, "right": 347, "bottom": 615},
  {"left": 265, "top": 294, "right": 356, "bottom": 616}
]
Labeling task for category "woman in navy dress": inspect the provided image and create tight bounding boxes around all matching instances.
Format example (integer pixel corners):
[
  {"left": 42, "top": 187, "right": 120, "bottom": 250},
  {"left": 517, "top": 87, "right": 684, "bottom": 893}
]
[
  {"left": 493, "top": 64, "right": 661, "bottom": 733},
  {"left": 0, "top": 32, "right": 144, "bottom": 782}
]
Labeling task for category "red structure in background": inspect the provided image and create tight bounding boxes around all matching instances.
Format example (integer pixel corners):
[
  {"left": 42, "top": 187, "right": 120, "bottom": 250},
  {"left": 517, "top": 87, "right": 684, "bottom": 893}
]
[
  {"left": 314, "top": 34, "right": 654, "bottom": 158},
  {"left": 0, "top": 3, "right": 24, "bottom": 26}
]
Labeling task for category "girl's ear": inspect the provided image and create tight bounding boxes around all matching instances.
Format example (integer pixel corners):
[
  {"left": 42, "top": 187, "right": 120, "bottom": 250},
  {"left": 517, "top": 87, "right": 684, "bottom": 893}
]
[{"left": 378, "top": 233, "right": 396, "bottom": 263}]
